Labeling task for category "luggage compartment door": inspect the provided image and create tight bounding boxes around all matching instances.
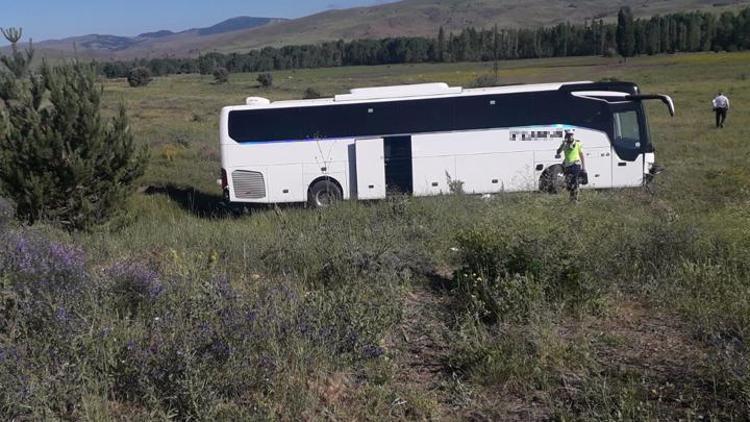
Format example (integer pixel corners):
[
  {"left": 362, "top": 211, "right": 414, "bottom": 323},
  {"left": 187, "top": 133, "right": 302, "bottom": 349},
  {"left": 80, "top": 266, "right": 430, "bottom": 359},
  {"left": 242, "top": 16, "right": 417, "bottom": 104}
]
[{"left": 355, "top": 138, "right": 386, "bottom": 200}]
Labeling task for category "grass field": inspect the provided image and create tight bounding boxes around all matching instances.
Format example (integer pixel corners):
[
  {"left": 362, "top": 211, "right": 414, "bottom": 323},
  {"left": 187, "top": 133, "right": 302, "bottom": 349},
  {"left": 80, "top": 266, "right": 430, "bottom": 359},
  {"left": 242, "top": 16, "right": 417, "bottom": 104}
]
[{"left": 3, "top": 51, "right": 750, "bottom": 420}]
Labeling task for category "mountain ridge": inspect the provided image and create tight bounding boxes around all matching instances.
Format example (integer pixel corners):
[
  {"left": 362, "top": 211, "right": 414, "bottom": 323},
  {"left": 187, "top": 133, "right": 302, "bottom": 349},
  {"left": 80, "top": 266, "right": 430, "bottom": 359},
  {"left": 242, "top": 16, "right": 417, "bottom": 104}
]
[
  {"left": 9, "top": 0, "right": 750, "bottom": 59},
  {"left": 11, "top": 16, "right": 285, "bottom": 59}
]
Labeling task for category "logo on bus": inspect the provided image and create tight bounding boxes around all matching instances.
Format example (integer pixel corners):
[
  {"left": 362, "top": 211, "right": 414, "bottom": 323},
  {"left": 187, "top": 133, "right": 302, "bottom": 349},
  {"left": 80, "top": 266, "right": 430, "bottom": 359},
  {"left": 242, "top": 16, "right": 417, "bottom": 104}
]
[{"left": 510, "top": 129, "right": 564, "bottom": 142}]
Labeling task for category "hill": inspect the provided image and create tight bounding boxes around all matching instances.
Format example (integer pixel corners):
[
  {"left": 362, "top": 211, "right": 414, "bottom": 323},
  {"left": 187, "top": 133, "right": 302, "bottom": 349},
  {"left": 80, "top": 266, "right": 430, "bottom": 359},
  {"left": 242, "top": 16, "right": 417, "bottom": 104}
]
[
  {"left": 8, "top": 0, "right": 750, "bottom": 59},
  {"left": 22, "top": 16, "right": 286, "bottom": 60},
  {"left": 208, "top": 0, "right": 750, "bottom": 52}
]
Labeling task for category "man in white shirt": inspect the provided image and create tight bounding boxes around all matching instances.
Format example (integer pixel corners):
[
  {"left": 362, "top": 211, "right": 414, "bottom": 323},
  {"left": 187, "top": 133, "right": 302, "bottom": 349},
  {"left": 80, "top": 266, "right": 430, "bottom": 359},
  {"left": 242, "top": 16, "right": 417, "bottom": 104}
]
[{"left": 713, "top": 92, "right": 730, "bottom": 128}]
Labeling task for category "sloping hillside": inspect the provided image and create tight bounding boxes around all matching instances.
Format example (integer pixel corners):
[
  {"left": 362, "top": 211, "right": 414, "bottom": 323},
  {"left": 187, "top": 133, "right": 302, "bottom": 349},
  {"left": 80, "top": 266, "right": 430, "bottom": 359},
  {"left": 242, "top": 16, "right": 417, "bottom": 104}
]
[
  {"left": 13, "top": 0, "right": 750, "bottom": 59},
  {"left": 210, "top": 0, "right": 750, "bottom": 52},
  {"left": 25, "top": 16, "right": 286, "bottom": 60}
]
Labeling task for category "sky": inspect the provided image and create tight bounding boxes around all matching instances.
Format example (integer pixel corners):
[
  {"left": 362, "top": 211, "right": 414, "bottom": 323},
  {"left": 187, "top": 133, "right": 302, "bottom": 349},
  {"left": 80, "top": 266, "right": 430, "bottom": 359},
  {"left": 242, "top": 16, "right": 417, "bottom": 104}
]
[{"left": 0, "top": 0, "right": 398, "bottom": 43}]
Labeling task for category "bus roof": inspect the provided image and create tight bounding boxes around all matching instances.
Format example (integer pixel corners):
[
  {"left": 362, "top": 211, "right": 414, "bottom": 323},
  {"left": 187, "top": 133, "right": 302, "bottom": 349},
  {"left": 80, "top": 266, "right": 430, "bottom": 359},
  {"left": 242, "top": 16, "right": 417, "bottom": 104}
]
[{"left": 232, "top": 81, "right": 642, "bottom": 111}]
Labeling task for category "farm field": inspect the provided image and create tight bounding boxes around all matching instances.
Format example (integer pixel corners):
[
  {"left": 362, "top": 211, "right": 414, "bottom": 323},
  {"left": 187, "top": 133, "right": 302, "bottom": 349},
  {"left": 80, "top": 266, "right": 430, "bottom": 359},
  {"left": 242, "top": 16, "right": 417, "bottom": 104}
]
[{"left": 3, "top": 51, "right": 750, "bottom": 420}]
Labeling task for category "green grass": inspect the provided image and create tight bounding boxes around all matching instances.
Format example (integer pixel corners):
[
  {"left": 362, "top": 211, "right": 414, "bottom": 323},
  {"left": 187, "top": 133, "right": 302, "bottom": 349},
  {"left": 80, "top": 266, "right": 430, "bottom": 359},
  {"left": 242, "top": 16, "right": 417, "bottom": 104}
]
[{"left": 3, "top": 51, "right": 750, "bottom": 420}]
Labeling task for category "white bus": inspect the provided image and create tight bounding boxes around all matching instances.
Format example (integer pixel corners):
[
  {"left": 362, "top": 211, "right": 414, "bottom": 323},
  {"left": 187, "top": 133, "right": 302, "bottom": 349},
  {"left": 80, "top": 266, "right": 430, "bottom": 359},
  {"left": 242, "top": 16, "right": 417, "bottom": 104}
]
[{"left": 219, "top": 81, "right": 674, "bottom": 207}]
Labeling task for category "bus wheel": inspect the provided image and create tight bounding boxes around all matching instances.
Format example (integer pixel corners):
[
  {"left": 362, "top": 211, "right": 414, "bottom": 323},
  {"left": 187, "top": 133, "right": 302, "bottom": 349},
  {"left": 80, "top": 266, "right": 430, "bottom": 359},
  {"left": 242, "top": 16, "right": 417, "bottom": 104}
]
[
  {"left": 308, "top": 179, "right": 342, "bottom": 208},
  {"left": 540, "top": 164, "right": 566, "bottom": 194}
]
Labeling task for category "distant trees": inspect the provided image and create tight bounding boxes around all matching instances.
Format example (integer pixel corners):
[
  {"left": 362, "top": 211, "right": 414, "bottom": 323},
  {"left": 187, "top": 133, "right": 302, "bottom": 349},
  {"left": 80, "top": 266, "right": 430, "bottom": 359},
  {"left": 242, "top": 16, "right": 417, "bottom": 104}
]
[
  {"left": 127, "top": 66, "right": 152, "bottom": 87},
  {"left": 95, "top": 6, "right": 750, "bottom": 79},
  {"left": 0, "top": 28, "right": 148, "bottom": 230}
]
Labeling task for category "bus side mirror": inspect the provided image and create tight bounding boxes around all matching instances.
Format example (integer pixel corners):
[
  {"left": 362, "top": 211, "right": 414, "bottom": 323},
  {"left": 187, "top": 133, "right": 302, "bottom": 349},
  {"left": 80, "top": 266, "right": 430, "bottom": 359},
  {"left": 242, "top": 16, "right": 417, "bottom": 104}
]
[{"left": 626, "top": 94, "right": 675, "bottom": 117}]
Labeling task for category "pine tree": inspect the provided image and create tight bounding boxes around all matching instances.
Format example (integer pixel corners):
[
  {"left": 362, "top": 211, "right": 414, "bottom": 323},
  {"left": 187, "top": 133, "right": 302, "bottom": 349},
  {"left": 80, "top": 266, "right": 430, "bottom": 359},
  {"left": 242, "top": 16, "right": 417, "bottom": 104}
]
[
  {"left": 437, "top": 26, "right": 446, "bottom": 62},
  {"left": 492, "top": 25, "right": 500, "bottom": 80},
  {"left": 0, "top": 30, "right": 148, "bottom": 230},
  {"left": 646, "top": 18, "right": 661, "bottom": 55},
  {"left": 701, "top": 13, "right": 717, "bottom": 51},
  {"left": 0, "top": 28, "right": 33, "bottom": 78},
  {"left": 617, "top": 7, "right": 636, "bottom": 59},
  {"left": 687, "top": 13, "right": 702, "bottom": 51}
]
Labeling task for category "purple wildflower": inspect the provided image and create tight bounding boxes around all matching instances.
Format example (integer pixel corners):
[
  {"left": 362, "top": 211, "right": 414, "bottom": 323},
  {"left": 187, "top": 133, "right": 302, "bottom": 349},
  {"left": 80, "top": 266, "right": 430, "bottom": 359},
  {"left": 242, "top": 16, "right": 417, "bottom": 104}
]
[
  {"left": 48, "top": 242, "right": 86, "bottom": 275},
  {"left": 1, "top": 230, "right": 87, "bottom": 290},
  {"left": 213, "top": 273, "right": 235, "bottom": 299},
  {"left": 12, "top": 234, "right": 34, "bottom": 273},
  {"left": 209, "top": 338, "right": 232, "bottom": 361},
  {"left": 245, "top": 310, "right": 257, "bottom": 322},
  {"left": 107, "top": 260, "right": 163, "bottom": 300},
  {"left": 362, "top": 345, "right": 385, "bottom": 359},
  {"left": 54, "top": 306, "right": 70, "bottom": 323}
]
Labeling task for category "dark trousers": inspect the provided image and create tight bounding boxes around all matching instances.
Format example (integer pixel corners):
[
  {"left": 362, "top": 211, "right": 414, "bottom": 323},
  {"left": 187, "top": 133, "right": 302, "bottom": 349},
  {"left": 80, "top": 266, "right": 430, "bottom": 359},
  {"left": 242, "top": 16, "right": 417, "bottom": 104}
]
[
  {"left": 564, "top": 164, "right": 581, "bottom": 199},
  {"left": 715, "top": 108, "right": 728, "bottom": 128}
]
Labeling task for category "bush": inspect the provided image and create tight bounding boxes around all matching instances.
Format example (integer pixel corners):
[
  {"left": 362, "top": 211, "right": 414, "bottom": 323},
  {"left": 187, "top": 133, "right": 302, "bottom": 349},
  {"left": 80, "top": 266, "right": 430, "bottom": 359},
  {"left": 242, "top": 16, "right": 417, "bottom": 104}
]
[
  {"left": 451, "top": 224, "right": 605, "bottom": 323},
  {"left": 303, "top": 87, "right": 322, "bottom": 99},
  {"left": 454, "top": 271, "right": 543, "bottom": 323},
  {"left": 213, "top": 67, "right": 229, "bottom": 84},
  {"left": 0, "top": 55, "right": 148, "bottom": 230},
  {"left": 257, "top": 72, "right": 273, "bottom": 88},
  {"left": 127, "top": 66, "right": 152, "bottom": 87},
  {"left": 470, "top": 74, "right": 499, "bottom": 88}
]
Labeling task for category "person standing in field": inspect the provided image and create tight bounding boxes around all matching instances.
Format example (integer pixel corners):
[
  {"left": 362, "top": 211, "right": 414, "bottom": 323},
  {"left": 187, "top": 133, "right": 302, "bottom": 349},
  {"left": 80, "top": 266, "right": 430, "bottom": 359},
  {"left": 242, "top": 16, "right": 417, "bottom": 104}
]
[
  {"left": 556, "top": 130, "right": 586, "bottom": 202},
  {"left": 713, "top": 92, "right": 730, "bottom": 128}
]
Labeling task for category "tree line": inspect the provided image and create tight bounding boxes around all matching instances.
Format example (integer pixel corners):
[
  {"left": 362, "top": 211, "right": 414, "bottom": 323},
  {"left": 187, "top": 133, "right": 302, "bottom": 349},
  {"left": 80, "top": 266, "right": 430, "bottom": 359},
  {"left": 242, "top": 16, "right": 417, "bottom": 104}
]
[{"left": 99, "top": 6, "right": 750, "bottom": 79}]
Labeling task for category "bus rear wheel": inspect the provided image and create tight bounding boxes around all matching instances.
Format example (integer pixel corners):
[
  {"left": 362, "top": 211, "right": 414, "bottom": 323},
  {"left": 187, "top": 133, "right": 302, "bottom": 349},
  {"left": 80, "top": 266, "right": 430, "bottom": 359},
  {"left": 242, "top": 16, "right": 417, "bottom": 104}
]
[
  {"left": 540, "top": 164, "right": 566, "bottom": 194},
  {"left": 308, "top": 179, "right": 343, "bottom": 208}
]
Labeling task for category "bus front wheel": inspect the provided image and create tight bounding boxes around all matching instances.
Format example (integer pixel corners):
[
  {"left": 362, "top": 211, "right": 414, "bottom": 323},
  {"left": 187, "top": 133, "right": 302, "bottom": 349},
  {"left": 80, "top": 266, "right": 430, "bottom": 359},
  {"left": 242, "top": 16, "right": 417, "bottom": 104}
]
[
  {"left": 308, "top": 178, "right": 343, "bottom": 208},
  {"left": 540, "top": 164, "right": 566, "bottom": 194}
]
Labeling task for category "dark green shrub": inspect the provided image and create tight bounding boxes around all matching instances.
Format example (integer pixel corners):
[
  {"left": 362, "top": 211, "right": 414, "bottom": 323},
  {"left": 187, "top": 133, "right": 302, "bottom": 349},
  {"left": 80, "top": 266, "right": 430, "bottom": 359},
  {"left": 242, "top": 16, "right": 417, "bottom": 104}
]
[
  {"left": 303, "top": 87, "right": 322, "bottom": 99},
  {"left": 213, "top": 67, "right": 229, "bottom": 84},
  {"left": 0, "top": 36, "right": 148, "bottom": 230},
  {"left": 471, "top": 74, "right": 499, "bottom": 88},
  {"left": 127, "top": 66, "right": 152, "bottom": 87},
  {"left": 452, "top": 225, "right": 604, "bottom": 322},
  {"left": 454, "top": 271, "right": 543, "bottom": 323},
  {"left": 257, "top": 72, "right": 273, "bottom": 88}
]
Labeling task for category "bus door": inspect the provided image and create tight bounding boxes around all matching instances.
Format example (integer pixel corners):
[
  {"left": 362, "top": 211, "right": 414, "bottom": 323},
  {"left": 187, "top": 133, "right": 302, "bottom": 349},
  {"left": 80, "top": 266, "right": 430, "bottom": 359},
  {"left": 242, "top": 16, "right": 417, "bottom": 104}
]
[
  {"left": 610, "top": 105, "right": 646, "bottom": 187},
  {"left": 384, "top": 136, "right": 414, "bottom": 195},
  {"left": 354, "top": 138, "right": 386, "bottom": 200}
]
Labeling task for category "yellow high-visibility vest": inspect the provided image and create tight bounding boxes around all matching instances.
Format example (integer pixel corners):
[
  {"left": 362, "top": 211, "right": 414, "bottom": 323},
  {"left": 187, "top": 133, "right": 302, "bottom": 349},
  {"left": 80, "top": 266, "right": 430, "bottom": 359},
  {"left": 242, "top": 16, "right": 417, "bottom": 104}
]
[{"left": 563, "top": 141, "right": 582, "bottom": 165}]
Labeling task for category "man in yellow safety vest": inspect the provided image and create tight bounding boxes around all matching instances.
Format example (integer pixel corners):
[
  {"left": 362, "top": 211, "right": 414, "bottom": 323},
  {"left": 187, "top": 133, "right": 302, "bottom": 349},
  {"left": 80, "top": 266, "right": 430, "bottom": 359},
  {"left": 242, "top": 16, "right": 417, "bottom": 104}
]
[{"left": 556, "top": 130, "right": 586, "bottom": 202}]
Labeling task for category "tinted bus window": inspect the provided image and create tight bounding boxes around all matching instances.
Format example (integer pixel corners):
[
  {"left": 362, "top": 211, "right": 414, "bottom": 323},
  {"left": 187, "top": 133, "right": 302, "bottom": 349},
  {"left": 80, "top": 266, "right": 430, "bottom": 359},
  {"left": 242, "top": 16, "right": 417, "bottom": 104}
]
[
  {"left": 228, "top": 91, "right": 615, "bottom": 143},
  {"left": 367, "top": 98, "right": 454, "bottom": 135}
]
